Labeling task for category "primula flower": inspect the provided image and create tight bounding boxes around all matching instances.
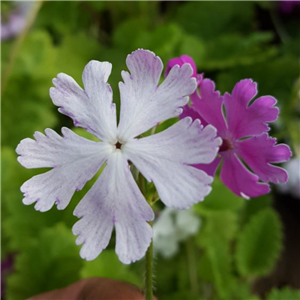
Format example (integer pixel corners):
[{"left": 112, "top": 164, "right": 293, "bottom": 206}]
[
  {"left": 166, "top": 56, "right": 292, "bottom": 198},
  {"left": 16, "top": 50, "right": 221, "bottom": 264},
  {"left": 153, "top": 207, "right": 201, "bottom": 258}
]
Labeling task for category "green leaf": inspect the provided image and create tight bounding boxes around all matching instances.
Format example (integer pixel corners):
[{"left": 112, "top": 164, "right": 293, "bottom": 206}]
[
  {"left": 134, "top": 23, "right": 184, "bottom": 63},
  {"left": 80, "top": 250, "right": 141, "bottom": 287},
  {"left": 203, "top": 238, "right": 235, "bottom": 299},
  {"left": 194, "top": 177, "right": 244, "bottom": 213},
  {"left": 200, "top": 211, "right": 238, "bottom": 243},
  {"left": 241, "top": 195, "right": 272, "bottom": 224},
  {"left": 266, "top": 287, "right": 300, "bottom": 300},
  {"left": 36, "top": 2, "right": 89, "bottom": 36},
  {"left": 6, "top": 223, "right": 83, "bottom": 300},
  {"left": 198, "top": 210, "right": 238, "bottom": 299},
  {"left": 113, "top": 18, "right": 150, "bottom": 53},
  {"left": 3, "top": 30, "right": 57, "bottom": 80},
  {"left": 54, "top": 32, "right": 103, "bottom": 83},
  {"left": 236, "top": 208, "right": 283, "bottom": 277},
  {"left": 216, "top": 56, "right": 299, "bottom": 105},
  {"left": 199, "top": 33, "right": 278, "bottom": 70},
  {"left": 173, "top": 2, "right": 255, "bottom": 40}
]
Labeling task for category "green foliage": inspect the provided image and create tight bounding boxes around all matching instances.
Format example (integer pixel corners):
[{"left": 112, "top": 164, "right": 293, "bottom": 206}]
[
  {"left": 6, "top": 223, "right": 83, "bottom": 300},
  {"left": 2, "top": 31, "right": 58, "bottom": 148},
  {"left": 54, "top": 32, "right": 103, "bottom": 82},
  {"left": 173, "top": 1, "right": 255, "bottom": 40},
  {"left": 236, "top": 209, "right": 283, "bottom": 277},
  {"left": 266, "top": 287, "right": 300, "bottom": 300},
  {"left": 241, "top": 195, "right": 272, "bottom": 224},
  {"left": 36, "top": 2, "right": 88, "bottom": 36},
  {"left": 199, "top": 210, "right": 238, "bottom": 299},
  {"left": 194, "top": 178, "right": 244, "bottom": 213},
  {"left": 216, "top": 56, "right": 299, "bottom": 104},
  {"left": 199, "top": 33, "right": 278, "bottom": 70}
]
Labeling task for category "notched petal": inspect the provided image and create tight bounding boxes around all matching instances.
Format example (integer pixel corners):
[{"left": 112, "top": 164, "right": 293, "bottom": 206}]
[
  {"left": 73, "top": 152, "right": 154, "bottom": 264},
  {"left": 123, "top": 118, "right": 220, "bottom": 208},
  {"left": 50, "top": 61, "right": 117, "bottom": 142},
  {"left": 117, "top": 49, "right": 197, "bottom": 140},
  {"left": 16, "top": 128, "right": 111, "bottom": 211},
  {"left": 236, "top": 133, "right": 292, "bottom": 184}
]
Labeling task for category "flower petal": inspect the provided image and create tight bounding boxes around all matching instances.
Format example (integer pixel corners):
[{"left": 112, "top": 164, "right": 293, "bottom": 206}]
[
  {"left": 180, "top": 104, "right": 208, "bottom": 127},
  {"left": 165, "top": 54, "right": 198, "bottom": 78},
  {"left": 191, "top": 79, "right": 227, "bottom": 135},
  {"left": 193, "top": 156, "right": 222, "bottom": 177},
  {"left": 223, "top": 79, "right": 279, "bottom": 139},
  {"left": 16, "top": 128, "right": 111, "bottom": 211},
  {"left": 123, "top": 118, "right": 221, "bottom": 208},
  {"left": 50, "top": 61, "right": 117, "bottom": 142},
  {"left": 73, "top": 151, "right": 154, "bottom": 264},
  {"left": 117, "top": 49, "right": 197, "bottom": 141},
  {"left": 220, "top": 152, "right": 270, "bottom": 198},
  {"left": 236, "top": 133, "right": 292, "bottom": 183}
]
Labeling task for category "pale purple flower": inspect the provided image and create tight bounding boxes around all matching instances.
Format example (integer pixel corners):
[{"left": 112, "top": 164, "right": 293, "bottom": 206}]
[
  {"left": 166, "top": 56, "right": 292, "bottom": 199},
  {"left": 16, "top": 50, "right": 221, "bottom": 264},
  {"left": 1, "top": 2, "right": 33, "bottom": 40}
]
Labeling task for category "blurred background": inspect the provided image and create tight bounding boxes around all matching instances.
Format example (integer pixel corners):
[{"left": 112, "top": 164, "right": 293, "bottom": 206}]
[{"left": 1, "top": 1, "right": 300, "bottom": 299}]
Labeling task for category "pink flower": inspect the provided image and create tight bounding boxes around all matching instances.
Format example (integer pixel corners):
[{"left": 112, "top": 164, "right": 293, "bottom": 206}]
[
  {"left": 166, "top": 56, "right": 292, "bottom": 199},
  {"left": 164, "top": 55, "right": 203, "bottom": 86}
]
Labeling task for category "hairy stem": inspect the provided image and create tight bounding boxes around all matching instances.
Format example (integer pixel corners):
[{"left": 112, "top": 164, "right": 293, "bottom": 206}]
[
  {"left": 138, "top": 172, "right": 154, "bottom": 300},
  {"left": 145, "top": 222, "right": 154, "bottom": 300}
]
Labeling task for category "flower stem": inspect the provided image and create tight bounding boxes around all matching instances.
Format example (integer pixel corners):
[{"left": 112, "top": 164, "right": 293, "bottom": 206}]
[
  {"left": 186, "top": 237, "right": 199, "bottom": 295},
  {"left": 138, "top": 172, "right": 154, "bottom": 300},
  {"left": 145, "top": 221, "right": 154, "bottom": 300}
]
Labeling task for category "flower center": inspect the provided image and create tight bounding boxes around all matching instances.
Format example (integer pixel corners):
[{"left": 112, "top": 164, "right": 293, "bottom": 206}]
[
  {"left": 115, "top": 141, "right": 123, "bottom": 150},
  {"left": 219, "top": 138, "right": 234, "bottom": 152}
]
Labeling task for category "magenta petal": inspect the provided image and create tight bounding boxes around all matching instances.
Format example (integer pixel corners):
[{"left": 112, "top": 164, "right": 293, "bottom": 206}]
[
  {"left": 220, "top": 152, "right": 270, "bottom": 198},
  {"left": 223, "top": 79, "right": 279, "bottom": 139},
  {"left": 193, "top": 156, "right": 222, "bottom": 177},
  {"left": 180, "top": 104, "right": 208, "bottom": 126},
  {"left": 165, "top": 55, "right": 197, "bottom": 78},
  {"left": 236, "top": 133, "right": 292, "bottom": 184},
  {"left": 232, "top": 79, "right": 258, "bottom": 106},
  {"left": 191, "top": 79, "right": 227, "bottom": 134}
]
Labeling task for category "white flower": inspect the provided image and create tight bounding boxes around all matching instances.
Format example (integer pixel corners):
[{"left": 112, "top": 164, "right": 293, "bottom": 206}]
[
  {"left": 153, "top": 208, "right": 201, "bottom": 258},
  {"left": 278, "top": 157, "right": 300, "bottom": 198},
  {"left": 16, "top": 49, "right": 221, "bottom": 264}
]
